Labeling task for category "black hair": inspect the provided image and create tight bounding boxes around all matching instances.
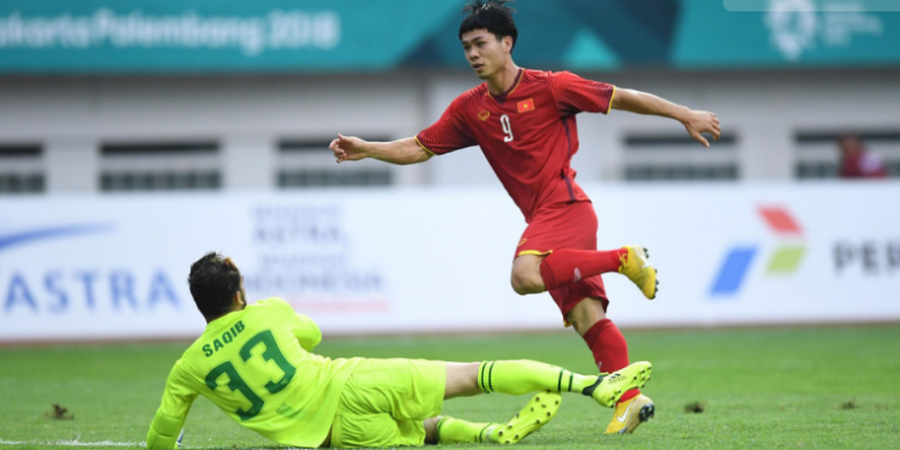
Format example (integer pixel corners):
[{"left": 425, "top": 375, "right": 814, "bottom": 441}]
[
  {"left": 188, "top": 252, "right": 243, "bottom": 320},
  {"left": 459, "top": 0, "right": 518, "bottom": 52}
]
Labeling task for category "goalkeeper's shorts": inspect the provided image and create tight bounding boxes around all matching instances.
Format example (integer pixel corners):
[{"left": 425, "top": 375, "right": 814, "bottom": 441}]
[{"left": 331, "top": 358, "right": 446, "bottom": 448}]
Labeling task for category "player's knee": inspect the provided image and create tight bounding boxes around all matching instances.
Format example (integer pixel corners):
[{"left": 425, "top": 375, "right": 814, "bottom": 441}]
[
  {"left": 567, "top": 299, "right": 607, "bottom": 336},
  {"left": 510, "top": 269, "right": 541, "bottom": 295}
]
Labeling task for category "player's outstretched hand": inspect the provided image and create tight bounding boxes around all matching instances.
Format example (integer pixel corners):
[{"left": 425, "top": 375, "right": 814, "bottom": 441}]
[
  {"left": 330, "top": 134, "right": 369, "bottom": 163},
  {"left": 683, "top": 110, "right": 721, "bottom": 148}
]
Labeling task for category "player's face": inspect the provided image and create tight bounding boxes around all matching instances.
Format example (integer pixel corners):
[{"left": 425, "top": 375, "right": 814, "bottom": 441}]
[{"left": 461, "top": 29, "right": 510, "bottom": 80}]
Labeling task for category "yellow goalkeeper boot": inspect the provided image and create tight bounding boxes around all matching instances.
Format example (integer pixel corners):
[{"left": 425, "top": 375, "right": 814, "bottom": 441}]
[
  {"left": 490, "top": 391, "right": 562, "bottom": 444},
  {"left": 618, "top": 246, "right": 658, "bottom": 299},
  {"left": 605, "top": 394, "right": 655, "bottom": 434},
  {"left": 582, "top": 361, "right": 652, "bottom": 408}
]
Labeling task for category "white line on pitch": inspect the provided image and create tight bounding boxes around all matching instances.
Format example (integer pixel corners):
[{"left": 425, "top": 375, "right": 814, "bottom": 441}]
[
  {"left": 0, "top": 439, "right": 141, "bottom": 447},
  {"left": 0, "top": 439, "right": 303, "bottom": 449}
]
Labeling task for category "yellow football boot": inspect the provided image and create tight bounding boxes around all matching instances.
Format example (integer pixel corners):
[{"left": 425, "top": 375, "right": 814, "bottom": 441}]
[
  {"left": 618, "top": 246, "right": 658, "bottom": 299},
  {"left": 605, "top": 394, "right": 656, "bottom": 434},
  {"left": 490, "top": 391, "right": 562, "bottom": 444}
]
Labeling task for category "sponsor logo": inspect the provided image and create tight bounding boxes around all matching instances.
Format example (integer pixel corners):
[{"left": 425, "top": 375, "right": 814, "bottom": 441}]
[
  {"left": 478, "top": 110, "right": 491, "bottom": 121},
  {"left": 616, "top": 400, "right": 636, "bottom": 423},
  {"left": 605, "top": 373, "right": 624, "bottom": 384},
  {"left": 518, "top": 238, "right": 527, "bottom": 247},
  {"left": 765, "top": 0, "right": 884, "bottom": 61},
  {"left": 1, "top": 223, "right": 183, "bottom": 314},
  {"left": 834, "top": 242, "right": 900, "bottom": 275},
  {"left": 0, "top": 224, "right": 111, "bottom": 254},
  {"left": 710, "top": 207, "right": 806, "bottom": 297},
  {"left": 634, "top": 249, "right": 649, "bottom": 268},
  {"left": 247, "top": 204, "right": 388, "bottom": 312},
  {"left": 573, "top": 268, "right": 582, "bottom": 283}
]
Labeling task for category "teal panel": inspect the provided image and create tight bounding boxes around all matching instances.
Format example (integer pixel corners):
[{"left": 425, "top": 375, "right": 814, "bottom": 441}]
[
  {"left": 562, "top": 28, "right": 621, "bottom": 70},
  {"left": 674, "top": 0, "right": 900, "bottom": 68},
  {"left": 0, "top": 0, "right": 897, "bottom": 72},
  {"left": 0, "top": 0, "right": 460, "bottom": 73}
]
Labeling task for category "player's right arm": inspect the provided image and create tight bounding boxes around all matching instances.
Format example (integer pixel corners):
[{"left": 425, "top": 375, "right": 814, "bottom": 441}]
[
  {"left": 331, "top": 96, "right": 476, "bottom": 164},
  {"left": 146, "top": 360, "right": 198, "bottom": 450},
  {"left": 330, "top": 135, "right": 432, "bottom": 165}
]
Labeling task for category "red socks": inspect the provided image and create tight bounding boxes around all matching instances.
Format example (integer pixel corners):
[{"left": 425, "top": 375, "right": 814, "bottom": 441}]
[
  {"left": 539, "top": 248, "right": 627, "bottom": 291},
  {"left": 582, "top": 319, "right": 639, "bottom": 403}
]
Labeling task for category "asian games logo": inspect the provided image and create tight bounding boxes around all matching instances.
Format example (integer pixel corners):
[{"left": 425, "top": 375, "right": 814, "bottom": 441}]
[
  {"left": 764, "top": 0, "right": 885, "bottom": 61},
  {"left": 765, "top": 0, "right": 818, "bottom": 61},
  {"left": 710, "top": 206, "right": 806, "bottom": 297}
]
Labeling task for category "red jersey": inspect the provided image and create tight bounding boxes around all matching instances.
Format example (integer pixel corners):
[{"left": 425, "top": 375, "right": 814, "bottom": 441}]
[
  {"left": 840, "top": 150, "right": 887, "bottom": 178},
  {"left": 416, "top": 68, "right": 615, "bottom": 223}
]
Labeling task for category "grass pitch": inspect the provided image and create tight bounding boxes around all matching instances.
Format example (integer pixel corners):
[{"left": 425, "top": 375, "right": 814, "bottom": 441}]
[{"left": 1, "top": 326, "right": 899, "bottom": 449}]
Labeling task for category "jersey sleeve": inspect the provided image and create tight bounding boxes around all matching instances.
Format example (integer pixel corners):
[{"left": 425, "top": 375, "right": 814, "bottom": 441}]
[
  {"left": 415, "top": 96, "right": 477, "bottom": 155},
  {"left": 288, "top": 313, "right": 322, "bottom": 352},
  {"left": 146, "top": 360, "right": 198, "bottom": 449},
  {"left": 548, "top": 71, "right": 616, "bottom": 117},
  {"left": 265, "top": 297, "right": 323, "bottom": 352}
]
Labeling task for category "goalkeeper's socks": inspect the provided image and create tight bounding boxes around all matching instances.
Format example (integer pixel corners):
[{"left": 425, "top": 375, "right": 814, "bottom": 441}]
[
  {"left": 477, "top": 360, "right": 597, "bottom": 395},
  {"left": 435, "top": 417, "right": 499, "bottom": 444},
  {"left": 539, "top": 248, "right": 627, "bottom": 290}
]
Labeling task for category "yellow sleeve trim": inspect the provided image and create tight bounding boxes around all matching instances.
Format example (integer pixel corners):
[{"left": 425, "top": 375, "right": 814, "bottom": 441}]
[
  {"left": 414, "top": 136, "right": 436, "bottom": 157},
  {"left": 603, "top": 85, "right": 617, "bottom": 115},
  {"left": 517, "top": 250, "right": 554, "bottom": 257}
]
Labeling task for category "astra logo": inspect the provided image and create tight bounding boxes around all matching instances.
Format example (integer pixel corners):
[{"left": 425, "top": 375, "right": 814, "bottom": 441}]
[
  {"left": 710, "top": 207, "right": 806, "bottom": 297},
  {"left": 1, "top": 223, "right": 182, "bottom": 313}
]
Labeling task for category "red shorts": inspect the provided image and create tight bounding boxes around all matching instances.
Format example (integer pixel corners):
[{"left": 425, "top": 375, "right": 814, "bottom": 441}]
[{"left": 514, "top": 201, "right": 608, "bottom": 321}]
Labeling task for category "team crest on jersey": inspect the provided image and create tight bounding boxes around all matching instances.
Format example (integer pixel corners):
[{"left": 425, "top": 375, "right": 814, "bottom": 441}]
[
  {"left": 517, "top": 98, "right": 535, "bottom": 114},
  {"left": 478, "top": 110, "right": 491, "bottom": 121}
]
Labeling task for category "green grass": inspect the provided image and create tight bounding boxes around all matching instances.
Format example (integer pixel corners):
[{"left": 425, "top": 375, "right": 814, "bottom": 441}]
[{"left": 1, "top": 326, "right": 899, "bottom": 449}]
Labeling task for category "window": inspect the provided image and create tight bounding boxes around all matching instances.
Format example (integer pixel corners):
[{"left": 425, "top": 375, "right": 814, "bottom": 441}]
[
  {"left": 0, "top": 144, "right": 44, "bottom": 194},
  {"left": 622, "top": 134, "right": 739, "bottom": 181},
  {"left": 795, "top": 131, "right": 900, "bottom": 179},
  {"left": 277, "top": 139, "right": 393, "bottom": 188},
  {"left": 99, "top": 141, "right": 221, "bottom": 192}
]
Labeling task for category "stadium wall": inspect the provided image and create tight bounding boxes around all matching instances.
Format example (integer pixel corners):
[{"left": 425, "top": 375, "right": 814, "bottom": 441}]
[
  {"left": 1, "top": 183, "right": 898, "bottom": 342},
  {"left": 0, "top": 69, "right": 898, "bottom": 191}
]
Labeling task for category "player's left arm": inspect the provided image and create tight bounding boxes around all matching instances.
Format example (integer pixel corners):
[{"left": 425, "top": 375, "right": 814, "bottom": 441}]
[
  {"left": 289, "top": 312, "right": 322, "bottom": 352},
  {"left": 146, "top": 360, "right": 198, "bottom": 449},
  {"left": 611, "top": 88, "right": 722, "bottom": 148},
  {"left": 267, "top": 297, "right": 323, "bottom": 352}
]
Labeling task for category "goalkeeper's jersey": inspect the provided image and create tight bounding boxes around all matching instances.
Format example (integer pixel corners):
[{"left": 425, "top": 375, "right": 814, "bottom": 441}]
[{"left": 146, "top": 298, "right": 362, "bottom": 449}]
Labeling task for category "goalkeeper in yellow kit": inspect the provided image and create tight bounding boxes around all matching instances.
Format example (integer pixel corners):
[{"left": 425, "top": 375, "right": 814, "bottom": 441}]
[{"left": 146, "top": 253, "right": 653, "bottom": 449}]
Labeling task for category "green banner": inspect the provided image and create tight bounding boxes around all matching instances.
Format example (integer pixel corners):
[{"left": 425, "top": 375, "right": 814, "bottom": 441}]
[
  {"left": 0, "top": 0, "right": 460, "bottom": 72},
  {"left": 0, "top": 0, "right": 897, "bottom": 73},
  {"left": 675, "top": 0, "right": 900, "bottom": 67}
]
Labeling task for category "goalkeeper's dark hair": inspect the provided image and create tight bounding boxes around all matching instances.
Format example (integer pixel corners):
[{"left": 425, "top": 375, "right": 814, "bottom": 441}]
[
  {"left": 459, "top": 0, "right": 518, "bottom": 52},
  {"left": 188, "top": 252, "right": 242, "bottom": 319}
]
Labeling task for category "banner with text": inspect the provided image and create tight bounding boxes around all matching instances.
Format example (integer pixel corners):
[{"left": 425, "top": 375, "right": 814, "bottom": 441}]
[
  {"left": 0, "top": 183, "right": 898, "bottom": 342},
  {"left": 1, "top": 0, "right": 898, "bottom": 73}
]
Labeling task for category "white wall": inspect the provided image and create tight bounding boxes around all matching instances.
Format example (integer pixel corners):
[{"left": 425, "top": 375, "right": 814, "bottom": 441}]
[
  {"left": 0, "top": 69, "right": 898, "bottom": 191},
  {"left": 426, "top": 69, "right": 900, "bottom": 183},
  {"left": 1, "top": 184, "right": 898, "bottom": 342}
]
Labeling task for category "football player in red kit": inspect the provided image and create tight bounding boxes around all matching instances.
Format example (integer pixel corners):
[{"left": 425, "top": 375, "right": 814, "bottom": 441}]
[{"left": 330, "top": 0, "right": 720, "bottom": 435}]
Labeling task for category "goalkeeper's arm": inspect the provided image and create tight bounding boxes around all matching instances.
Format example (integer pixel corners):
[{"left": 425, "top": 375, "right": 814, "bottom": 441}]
[
  {"left": 147, "top": 360, "right": 197, "bottom": 449},
  {"left": 269, "top": 297, "right": 322, "bottom": 351},
  {"left": 291, "top": 312, "right": 322, "bottom": 352}
]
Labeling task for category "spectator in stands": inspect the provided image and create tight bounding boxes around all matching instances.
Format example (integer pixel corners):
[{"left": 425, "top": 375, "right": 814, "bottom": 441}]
[{"left": 838, "top": 135, "right": 887, "bottom": 179}]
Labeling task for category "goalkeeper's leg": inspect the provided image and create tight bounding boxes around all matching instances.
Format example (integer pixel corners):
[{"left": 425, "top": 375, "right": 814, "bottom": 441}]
[
  {"left": 423, "top": 360, "right": 652, "bottom": 445},
  {"left": 445, "top": 359, "right": 652, "bottom": 408},
  {"left": 425, "top": 391, "right": 560, "bottom": 445}
]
